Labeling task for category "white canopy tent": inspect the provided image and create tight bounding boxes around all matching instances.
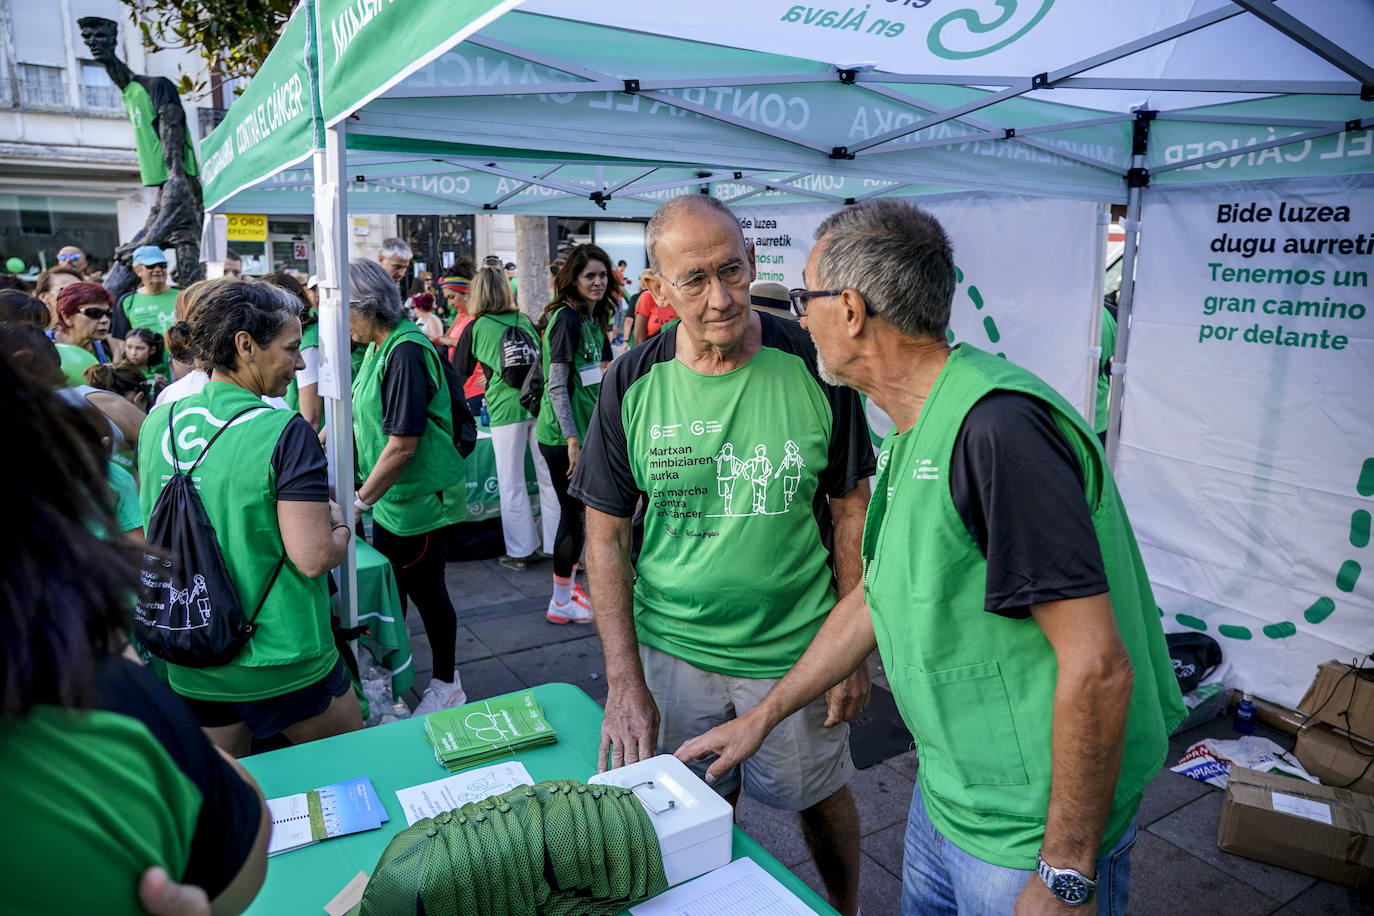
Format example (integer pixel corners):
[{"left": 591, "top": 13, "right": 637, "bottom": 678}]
[{"left": 199, "top": 0, "right": 1373, "bottom": 704}]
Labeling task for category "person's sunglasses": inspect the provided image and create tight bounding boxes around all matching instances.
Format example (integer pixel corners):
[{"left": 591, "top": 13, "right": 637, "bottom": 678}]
[
  {"left": 76, "top": 306, "right": 111, "bottom": 320},
  {"left": 142, "top": 263, "right": 168, "bottom": 270},
  {"left": 56, "top": 252, "right": 81, "bottom": 262}
]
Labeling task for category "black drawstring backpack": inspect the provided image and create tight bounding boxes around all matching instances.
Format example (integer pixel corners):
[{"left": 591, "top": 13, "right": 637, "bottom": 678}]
[{"left": 133, "top": 402, "right": 286, "bottom": 667}]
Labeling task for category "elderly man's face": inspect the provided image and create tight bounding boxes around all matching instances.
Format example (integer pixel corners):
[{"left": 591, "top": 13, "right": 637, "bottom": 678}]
[
  {"left": 649, "top": 208, "right": 755, "bottom": 351},
  {"left": 57, "top": 247, "right": 87, "bottom": 271},
  {"left": 134, "top": 260, "right": 169, "bottom": 291},
  {"left": 798, "top": 237, "right": 850, "bottom": 387},
  {"left": 379, "top": 253, "right": 410, "bottom": 283}
]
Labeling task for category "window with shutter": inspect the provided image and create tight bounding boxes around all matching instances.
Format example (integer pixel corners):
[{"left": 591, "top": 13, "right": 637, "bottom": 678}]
[
  {"left": 80, "top": 60, "right": 121, "bottom": 110},
  {"left": 11, "top": 0, "right": 67, "bottom": 67},
  {"left": 17, "top": 64, "right": 68, "bottom": 108}
]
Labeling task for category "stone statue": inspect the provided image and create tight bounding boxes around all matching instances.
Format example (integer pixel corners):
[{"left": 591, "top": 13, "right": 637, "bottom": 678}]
[{"left": 79, "top": 17, "right": 204, "bottom": 301}]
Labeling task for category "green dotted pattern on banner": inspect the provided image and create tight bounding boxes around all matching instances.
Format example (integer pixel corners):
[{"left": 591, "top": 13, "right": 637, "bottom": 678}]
[
  {"left": 947, "top": 265, "right": 1006, "bottom": 357},
  {"left": 1170, "top": 457, "right": 1372, "bottom": 640}
]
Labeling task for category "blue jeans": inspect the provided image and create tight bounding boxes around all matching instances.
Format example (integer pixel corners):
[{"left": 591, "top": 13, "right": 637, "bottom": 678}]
[{"left": 901, "top": 784, "right": 1137, "bottom": 916}]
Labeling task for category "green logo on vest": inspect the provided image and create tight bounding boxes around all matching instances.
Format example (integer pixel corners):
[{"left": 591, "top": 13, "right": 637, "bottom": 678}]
[
  {"left": 927, "top": 0, "right": 1056, "bottom": 60},
  {"left": 161, "top": 405, "right": 269, "bottom": 472}
]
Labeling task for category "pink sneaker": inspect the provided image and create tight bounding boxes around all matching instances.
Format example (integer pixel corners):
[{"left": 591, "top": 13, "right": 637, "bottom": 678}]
[{"left": 547, "top": 589, "right": 593, "bottom": 624}]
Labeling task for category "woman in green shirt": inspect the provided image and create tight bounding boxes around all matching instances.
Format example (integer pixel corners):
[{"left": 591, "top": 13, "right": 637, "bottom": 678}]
[
  {"left": 451, "top": 265, "right": 558, "bottom": 569},
  {"left": 534, "top": 244, "right": 617, "bottom": 624},
  {"left": 138, "top": 280, "right": 359, "bottom": 757}
]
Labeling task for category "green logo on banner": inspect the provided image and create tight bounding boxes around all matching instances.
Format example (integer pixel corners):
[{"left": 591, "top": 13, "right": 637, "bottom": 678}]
[
  {"left": 1172, "top": 458, "right": 1372, "bottom": 640},
  {"left": 927, "top": 0, "right": 1055, "bottom": 60}
]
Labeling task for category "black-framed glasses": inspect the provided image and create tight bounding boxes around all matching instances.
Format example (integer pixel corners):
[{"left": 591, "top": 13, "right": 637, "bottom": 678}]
[
  {"left": 659, "top": 260, "right": 749, "bottom": 300},
  {"left": 787, "top": 288, "right": 879, "bottom": 319},
  {"left": 76, "top": 306, "right": 111, "bottom": 320}
]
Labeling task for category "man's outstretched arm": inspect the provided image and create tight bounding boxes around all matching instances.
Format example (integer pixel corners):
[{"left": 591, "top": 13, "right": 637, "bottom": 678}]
[{"left": 675, "top": 581, "right": 876, "bottom": 783}]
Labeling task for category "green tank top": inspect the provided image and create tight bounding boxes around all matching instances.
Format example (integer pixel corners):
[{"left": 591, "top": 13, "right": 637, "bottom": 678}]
[
  {"left": 352, "top": 320, "right": 467, "bottom": 536},
  {"left": 122, "top": 81, "right": 200, "bottom": 186},
  {"left": 138, "top": 382, "right": 336, "bottom": 701},
  {"left": 862, "top": 345, "right": 1185, "bottom": 868},
  {"left": 535, "top": 305, "right": 604, "bottom": 447}
]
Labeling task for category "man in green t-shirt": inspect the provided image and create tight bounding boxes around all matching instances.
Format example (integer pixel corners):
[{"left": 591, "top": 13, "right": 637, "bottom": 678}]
[
  {"left": 571, "top": 196, "right": 874, "bottom": 916},
  {"left": 676, "top": 200, "right": 1185, "bottom": 916},
  {"left": 111, "top": 246, "right": 179, "bottom": 340}
]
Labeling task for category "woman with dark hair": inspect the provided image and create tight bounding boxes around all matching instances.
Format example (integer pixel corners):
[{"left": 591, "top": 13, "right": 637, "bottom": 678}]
[
  {"left": 451, "top": 266, "right": 558, "bottom": 570},
  {"left": 264, "top": 272, "right": 323, "bottom": 431},
  {"left": 137, "top": 280, "right": 360, "bottom": 756},
  {"left": 84, "top": 362, "right": 156, "bottom": 413},
  {"left": 0, "top": 289, "right": 50, "bottom": 330},
  {"left": 348, "top": 257, "right": 468, "bottom": 716},
  {"left": 534, "top": 243, "right": 618, "bottom": 624},
  {"left": 0, "top": 348, "right": 270, "bottom": 915},
  {"left": 34, "top": 264, "right": 83, "bottom": 328},
  {"left": 54, "top": 281, "right": 118, "bottom": 372}
]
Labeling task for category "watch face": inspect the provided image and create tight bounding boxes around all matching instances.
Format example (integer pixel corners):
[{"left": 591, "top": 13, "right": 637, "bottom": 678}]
[{"left": 1051, "top": 874, "right": 1089, "bottom": 904}]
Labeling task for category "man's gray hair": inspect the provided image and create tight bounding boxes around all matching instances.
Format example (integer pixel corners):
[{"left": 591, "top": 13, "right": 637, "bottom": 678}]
[
  {"left": 645, "top": 195, "right": 744, "bottom": 273},
  {"left": 813, "top": 200, "right": 955, "bottom": 341},
  {"left": 379, "top": 237, "right": 413, "bottom": 260},
  {"left": 349, "top": 257, "right": 404, "bottom": 327}
]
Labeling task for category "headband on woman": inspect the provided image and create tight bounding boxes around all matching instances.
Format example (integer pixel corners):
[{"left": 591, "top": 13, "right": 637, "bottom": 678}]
[{"left": 440, "top": 277, "right": 470, "bottom": 293}]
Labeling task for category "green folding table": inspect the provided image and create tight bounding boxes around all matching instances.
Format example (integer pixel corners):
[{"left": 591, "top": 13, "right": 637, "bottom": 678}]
[{"left": 240, "top": 682, "right": 837, "bottom": 914}]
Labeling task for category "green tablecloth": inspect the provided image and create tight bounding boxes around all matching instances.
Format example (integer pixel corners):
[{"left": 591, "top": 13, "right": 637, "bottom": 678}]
[
  {"left": 240, "top": 683, "right": 836, "bottom": 915},
  {"left": 354, "top": 540, "right": 414, "bottom": 698},
  {"left": 463, "top": 420, "right": 542, "bottom": 522}
]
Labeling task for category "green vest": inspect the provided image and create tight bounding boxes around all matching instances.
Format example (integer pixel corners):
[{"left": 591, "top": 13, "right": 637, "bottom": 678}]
[
  {"left": 285, "top": 321, "right": 320, "bottom": 411},
  {"left": 352, "top": 320, "right": 467, "bottom": 536},
  {"left": 122, "top": 288, "right": 180, "bottom": 335},
  {"left": 471, "top": 311, "right": 538, "bottom": 427},
  {"left": 0, "top": 706, "right": 202, "bottom": 915},
  {"left": 138, "top": 382, "right": 336, "bottom": 702},
  {"left": 863, "top": 345, "right": 1185, "bottom": 869},
  {"left": 535, "top": 305, "right": 604, "bottom": 447},
  {"left": 122, "top": 81, "right": 200, "bottom": 186}
]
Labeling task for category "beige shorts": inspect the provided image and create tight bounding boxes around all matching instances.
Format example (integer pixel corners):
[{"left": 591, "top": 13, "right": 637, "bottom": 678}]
[{"left": 639, "top": 644, "right": 854, "bottom": 811}]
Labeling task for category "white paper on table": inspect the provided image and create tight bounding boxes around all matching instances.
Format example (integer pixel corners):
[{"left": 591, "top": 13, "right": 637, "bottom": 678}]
[
  {"left": 265, "top": 793, "right": 316, "bottom": 856},
  {"left": 629, "top": 858, "right": 813, "bottom": 916},
  {"left": 394, "top": 761, "right": 534, "bottom": 826},
  {"left": 1271, "top": 792, "right": 1333, "bottom": 825}
]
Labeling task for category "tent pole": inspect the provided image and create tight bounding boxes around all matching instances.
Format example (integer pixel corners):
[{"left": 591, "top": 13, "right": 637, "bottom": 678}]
[
  {"left": 317, "top": 121, "right": 358, "bottom": 642},
  {"left": 1104, "top": 113, "right": 1152, "bottom": 470},
  {"left": 1083, "top": 205, "right": 1110, "bottom": 424}
]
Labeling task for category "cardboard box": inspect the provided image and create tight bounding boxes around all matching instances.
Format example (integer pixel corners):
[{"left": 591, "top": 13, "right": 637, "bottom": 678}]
[
  {"left": 1294, "top": 723, "right": 1374, "bottom": 796},
  {"left": 1217, "top": 766, "right": 1374, "bottom": 888},
  {"left": 1297, "top": 660, "right": 1374, "bottom": 740}
]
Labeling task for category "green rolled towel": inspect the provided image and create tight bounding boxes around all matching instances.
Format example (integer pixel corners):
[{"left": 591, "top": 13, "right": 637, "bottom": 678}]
[{"left": 361, "top": 779, "right": 668, "bottom": 916}]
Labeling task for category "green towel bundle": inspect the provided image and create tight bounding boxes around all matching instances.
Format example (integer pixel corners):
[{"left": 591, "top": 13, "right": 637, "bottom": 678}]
[{"left": 360, "top": 779, "right": 668, "bottom": 916}]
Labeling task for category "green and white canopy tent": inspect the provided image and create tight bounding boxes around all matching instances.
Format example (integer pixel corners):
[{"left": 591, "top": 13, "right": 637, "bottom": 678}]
[{"left": 201, "top": 0, "right": 1373, "bottom": 706}]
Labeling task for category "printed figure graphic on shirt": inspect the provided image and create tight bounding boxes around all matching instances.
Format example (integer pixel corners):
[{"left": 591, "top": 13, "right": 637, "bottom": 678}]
[
  {"left": 714, "top": 443, "right": 743, "bottom": 515},
  {"left": 774, "top": 440, "right": 805, "bottom": 510},
  {"left": 744, "top": 445, "right": 773, "bottom": 515}
]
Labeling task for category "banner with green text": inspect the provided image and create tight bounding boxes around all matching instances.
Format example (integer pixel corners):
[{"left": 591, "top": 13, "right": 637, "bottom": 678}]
[{"left": 1115, "top": 176, "right": 1374, "bottom": 707}]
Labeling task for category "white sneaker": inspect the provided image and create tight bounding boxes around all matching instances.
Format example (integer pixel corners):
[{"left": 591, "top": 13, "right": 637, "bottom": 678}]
[
  {"left": 547, "top": 589, "right": 594, "bottom": 624},
  {"left": 412, "top": 670, "right": 468, "bottom": 716}
]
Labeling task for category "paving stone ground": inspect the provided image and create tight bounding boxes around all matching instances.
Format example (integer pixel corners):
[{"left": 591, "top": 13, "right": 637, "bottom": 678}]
[{"left": 379, "top": 554, "right": 1373, "bottom": 915}]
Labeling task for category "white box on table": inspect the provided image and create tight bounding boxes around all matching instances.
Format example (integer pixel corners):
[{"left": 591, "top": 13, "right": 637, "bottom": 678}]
[{"left": 588, "top": 754, "right": 733, "bottom": 886}]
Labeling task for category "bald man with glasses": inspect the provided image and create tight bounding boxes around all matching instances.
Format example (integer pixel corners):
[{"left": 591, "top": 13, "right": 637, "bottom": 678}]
[{"left": 570, "top": 195, "right": 873, "bottom": 916}]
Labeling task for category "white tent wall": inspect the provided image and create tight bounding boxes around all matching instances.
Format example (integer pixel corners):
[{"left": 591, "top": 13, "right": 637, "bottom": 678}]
[{"left": 1115, "top": 175, "right": 1373, "bottom": 707}]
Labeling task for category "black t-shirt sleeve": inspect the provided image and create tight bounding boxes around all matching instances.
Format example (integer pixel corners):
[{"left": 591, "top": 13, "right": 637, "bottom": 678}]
[
  {"left": 546, "top": 309, "right": 579, "bottom": 365},
  {"left": 271, "top": 414, "right": 328, "bottom": 501},
  {"left": 450, "top": 319, "right": 480, "bottom": 379},
  {"left": 950, "top": 391, "right": 1109, "bottom": 618},
  {"left": 761, "top": 315, "right": 875, "bottom": 497},
  {"left": 380, "top": 342, "right": 435, "bottom": 437},
  {"left": 600, "top": 331, "right": 613, "bottom": 362},
  {"left": 94, "top": 657, "right": 262, "bottom": 898},
  {"left": 110, "top": 294, "right": 132, "bottom": 340},
  {"left": 569, "top": 337, "right": 669, "bottom": 516}
]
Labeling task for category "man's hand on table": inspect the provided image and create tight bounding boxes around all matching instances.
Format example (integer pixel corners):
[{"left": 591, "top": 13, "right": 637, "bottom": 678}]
[
  {"left": 823, "top": 663, "right": 871, "bottom": 727},
  {"left": 599, "top": 680, "right": 660, "bottom": 772},
  {"left": 673, "top": 709, "right": 772, "bottom": 786}
]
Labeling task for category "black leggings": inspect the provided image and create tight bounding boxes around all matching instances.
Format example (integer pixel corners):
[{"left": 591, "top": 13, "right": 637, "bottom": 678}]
[
  {"left": 371, "top": 522, "right": 456, "bottom": 677},
  {"left": 538, "top": 443, "right": 585, "bottom": 578}
]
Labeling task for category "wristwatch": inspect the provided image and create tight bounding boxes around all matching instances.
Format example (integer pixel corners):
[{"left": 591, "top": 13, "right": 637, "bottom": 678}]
[{"left": 1036, "top": 854, "right": 1096, "bottom": 906}]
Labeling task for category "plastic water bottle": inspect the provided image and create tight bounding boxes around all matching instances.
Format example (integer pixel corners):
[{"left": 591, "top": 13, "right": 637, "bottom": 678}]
[
  {"left": 1233, "top": 692, "right": 1256, "bottom": 735},
  {"left": 479, "top": 398, "right": 489, "bottom": 427}
]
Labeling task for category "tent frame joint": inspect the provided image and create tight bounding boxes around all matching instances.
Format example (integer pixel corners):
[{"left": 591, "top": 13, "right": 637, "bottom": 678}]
[
  {"left": 1132, "top": 109, "right": 1156, "bottom": 157},
  {"left": 844, "top": 197, "right": 856, "bottom": 205},
  {"left": 837, "top": 68, "right": 858, "bottom": 85},
  {"left": 1363, "top": 85, "right": 1374, "bottom": 102},
  {"left": 483, "top": 203, "right": 499, "bottom": 211},
  {"left": 623, "top": 79, "right": 640, "bottom": 94},
  {"left": 1031, "top": 72, "right": 1049, "bottom": 90},
  {"left": 830, "top": 146, "right": 854, "bottom": 160},
  {"left": 1004, "top": 127, "right": 1015, "bottom": 140},
  {"left": 590, "top": 190, "right": 610, "bottom": 210},
  {"left": 1348, "top": 117, "right": 1368, "bottom": 132},
  {"left": 1126, "top": 167, "right": 1150, "bottom": 189}
]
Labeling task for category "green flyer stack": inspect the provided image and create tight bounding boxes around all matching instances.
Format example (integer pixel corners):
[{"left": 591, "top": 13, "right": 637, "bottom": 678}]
[{"left": 423, "top": 690, "right": 557, "bottom": 772}]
